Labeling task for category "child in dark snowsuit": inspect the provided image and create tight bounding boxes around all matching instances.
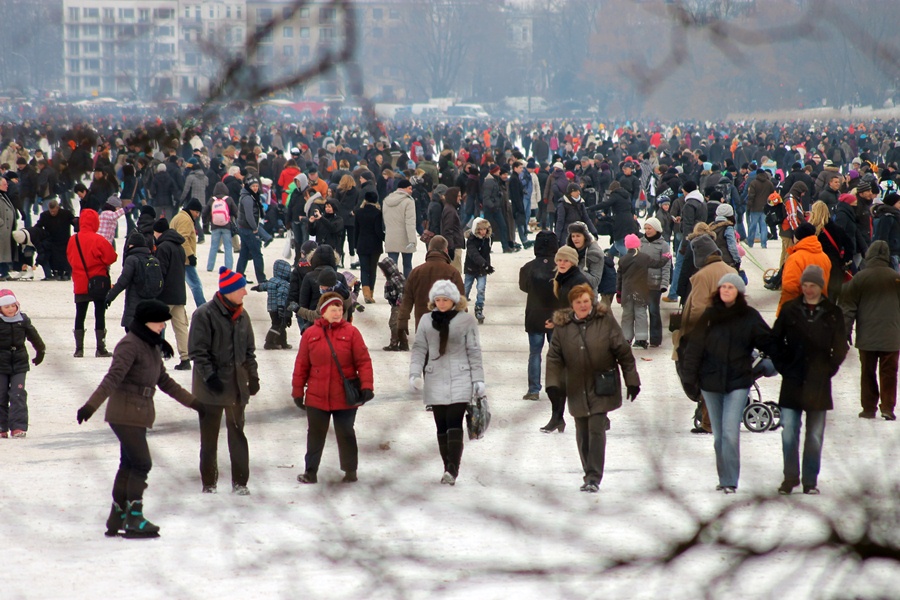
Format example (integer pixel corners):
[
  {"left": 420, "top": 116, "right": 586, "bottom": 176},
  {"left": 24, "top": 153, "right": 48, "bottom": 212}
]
[
  {"left": 378, "top": 256, "right": 407, "bottom": 351},
  {"left": 0, "top": 290, "right": 45, "bottom": 438},
  {"left": 252, "top": 258, "right": 293, "bottom": 349}
]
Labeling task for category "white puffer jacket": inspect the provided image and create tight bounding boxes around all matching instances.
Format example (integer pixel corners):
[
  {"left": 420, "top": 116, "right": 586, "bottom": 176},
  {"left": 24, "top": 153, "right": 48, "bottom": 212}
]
[{"left": 409, "top": 309, "right": 484, "bottom": 406}]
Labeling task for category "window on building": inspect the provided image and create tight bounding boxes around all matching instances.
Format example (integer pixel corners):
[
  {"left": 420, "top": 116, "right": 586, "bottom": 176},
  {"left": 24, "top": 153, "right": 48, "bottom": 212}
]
[
  {"left": 184, "top": 7, "right": 190, "bottom": 19},
  {"left": 138, "top": 9, "right": 149, "bottom": 22},
  {"left": 103, "top": 8, "right": 114, "bottom": 20},
  {"left": 283, "top": 26, "right": 293, "bottom": 38},
  {"left": 319, "top": 28, "right": 334, "bottom": 40},
  {"left": 372, "top": 27, "right": 383, "bottom": 38},
  {"left": 383, "top": 85, "right": 393, "bottom": 97},
  {"left": 83, "top": 7, "right": 99, "bottom": 18},
  {"left": 320, "top": 8, "right": 336, "bottom": 23},
  {"left": 195, "top": 7, "right": 201, "bottom": 20},
  {"left": 119, "top": 8, "right": 134, "bottom": 19},
  {"left": 185, "top": 53, "right": 199, "bottom": 66},
  {"left": 283, "top": 45, "right": 294, "bottom": 57},
  {"left": 300, "top": 27, "right": 310, "bottom": 39},
  {"left": 68, "top": 76, "right": 80, "bottom": 90},
  {"left": 157, "top": 43, "right": 175, "bottom": 55},
  {"left": 68, "top": 59, "right": 80, "bottom": 73},
  {"left": 226, "top": 6, "right": 231, "bottom": 18},
  {"left": 209, "top": 7, "right": 215, "bottom": 18},
  {"left": 373, "top": 8, "right": 383, "bottom": 20},
  {"left": 389, "top": 9, "right": 400, "bottom": 19},
  {"left": 258, "top": 46, "right": 273, "bottom": 60},
  {"left": 68, "top": 7, "right": 79, "bottom": 21},
  {"left": 299, "top": 45, "right": 309, "bottom": 58},
  {"left": 83, "top": 24, "right": 99, "bottom": 36},
  {"left": 119, "top": 24, "right": 135, "bottom": 37},
  {"left": 299, "top": 8, "right": 310, "bottom": 18},
  {"left": 283, "top": 7, "right": 293, "bottom": 19},
  {"left": 67, "top": 42, "right": 80, "bottom": 55},
  {"left": 83, "top": 58, "right": 100, "bottom": 71},
  {"left": 83, "top": 41, "right": 100, "bottom": 53},
  {"left": 257, "top": 8, "right": 273, "bottom": 21},
  {"left": 237, "top": 6, "right": 242, "bottom": 19},
  {"left": 86, "top": 76, "right": 100, "bottom": 88},
  {"left": 156, "top": 25, "right": 174, "bottom": 37},
  {"left": 102, "top": 25, "right": 114, "bottom": 39},
  {"left": 66, "top": 25, "right": 79, "bottom": 38},
  {"left": 153, "top": 8, "right": 174, "bottom": 19}
]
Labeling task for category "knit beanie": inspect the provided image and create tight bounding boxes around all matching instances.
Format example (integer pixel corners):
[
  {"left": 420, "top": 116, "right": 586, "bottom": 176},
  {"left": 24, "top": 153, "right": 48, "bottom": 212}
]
[
  {"left": 317, "top": 291, "right": 344, "bottom": 313},
  {"left": 800, "top": 265, "right": 826, "bottom": 289},
  {"left": 624, "top": 233, "right": 641, "bottom": 250},
  {"left": 555, "top": 245, "right": 579, "bottom": 265},
  {"left": 795, "top": 222, "right": 817, "bottom": 240},
  {"left": 691, "top": 234, "right": 721, "bottom": 268},
  {"left": 715, "top": 203, "right": 734, "bottom": 218},
  {"left": 839, "top": 193, "right": 857, "bottom": 204},
  {"left": 428, "top": 279, "right": 461, "bottom": 304},
  {"left": 185, "top": 198, "right": 203, "bottom": 213},
  {"left": 717, "top": 272, "right": 746, "bottom": 295},
  {"left": 644, "top": 217, "right": 663, "bottom": 233},
  {"left": 300, "top": 240, "right": 318, "bottom": 258},
  {"left": 317, "top": 266, "right": 338, "bottom": 287},
  {"left": 133, "top": 299, "right": 171, "bottom": 324},
  {"left": 106, "top": 195, "right": 122, "bottom": 209},
  {"left": 218, "top": 266, "right": 246, "bottom": 294},
  {"left": 153, "top": 217, "right": 169, "bottom": 233},
  {"left": 0, "top": 289, "right": 17, "bottom": 307}
]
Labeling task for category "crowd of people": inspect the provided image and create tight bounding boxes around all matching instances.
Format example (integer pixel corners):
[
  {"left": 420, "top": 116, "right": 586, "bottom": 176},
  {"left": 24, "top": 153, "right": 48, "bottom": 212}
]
[{"left": 0, "top": 111, "right": 898, "bottom": 536}]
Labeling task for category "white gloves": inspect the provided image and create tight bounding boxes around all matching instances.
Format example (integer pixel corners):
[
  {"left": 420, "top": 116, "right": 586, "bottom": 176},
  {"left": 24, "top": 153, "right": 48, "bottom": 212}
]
[
  {"left": 404, "top": 242, "right": 417, "bottom": 253},
  {"left": 473, "top": 381, "right": 486, "bottom": 397},
  {"left": 409, "top": 375, "right": 424, "bottom": 392}
]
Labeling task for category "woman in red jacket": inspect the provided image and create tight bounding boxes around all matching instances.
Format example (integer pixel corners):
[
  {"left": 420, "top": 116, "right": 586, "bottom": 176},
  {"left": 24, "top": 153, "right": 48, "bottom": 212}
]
[
  {"left": 66, "top": 209, "right": 118, "bottom": 358},
  {"left": 292, "top": 292, "right": 374, "bottom": 484}
]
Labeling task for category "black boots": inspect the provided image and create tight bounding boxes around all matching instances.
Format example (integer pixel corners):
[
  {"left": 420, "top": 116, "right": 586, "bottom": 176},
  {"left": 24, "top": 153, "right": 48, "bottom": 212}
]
[
  {"left": 123, "top": 500, "right": 160, "bottom": 538},
  {"left": 73, "top": 329, "right": 85, "bottom": 358},
  {"left": 540, "top": 393, "right": 567, "bottom": 433},
  {"left": 442, "top": 428, "right": 465, "bottom": 485},
  {"left": 95, "top": 330, "right": 112, "bottom": 358},
  {"left": 105, "top": 502, "right": 125, "bottom": 537}
]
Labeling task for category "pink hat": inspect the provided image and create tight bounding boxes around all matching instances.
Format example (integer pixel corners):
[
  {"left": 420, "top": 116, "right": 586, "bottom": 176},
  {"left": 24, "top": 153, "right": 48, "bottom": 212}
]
[
  {"left": 624, "top": 234, "right": 641, "bottom": 250},
  {"left": 0, "top": 289, "right": 17, "bottom": 307}
]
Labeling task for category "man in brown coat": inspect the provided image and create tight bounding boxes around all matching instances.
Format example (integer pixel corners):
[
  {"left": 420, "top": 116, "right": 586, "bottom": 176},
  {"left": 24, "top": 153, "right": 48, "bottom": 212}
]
[{"left": 397, "top": 235, "right": 465, "bottom": 336}]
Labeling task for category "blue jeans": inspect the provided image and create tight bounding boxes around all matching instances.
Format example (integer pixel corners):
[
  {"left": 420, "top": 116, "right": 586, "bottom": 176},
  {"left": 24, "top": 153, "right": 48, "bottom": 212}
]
[
  {"left": 184, "top": 265, "right": 206, "bottom": 308},
  {"left": 206, "top": 228, "right": 233, "bottom": 272},
  {"left": 701, "top": 388, "right": 749, "bottom": 488},
  {"left": 236, "top": 227, "right": 267, "bottom": 283},
  {"left": 527, "top": 332, "right": 552, "bottom": 393},
  {"left": 464, "top": 273, "right": 486, "bottom": 308},
  {"left": 746, "top": 211, "right": 767, "bottom": 248},
  {"left": 607, "top": 238, "right": 627, "bottom": 259},
  {"left": 387, "top": 252, "right": 412, "bottom": 278},
  {"left": 667, "top": 240, "right": 687, "bottom": 301},
  {"left": 780, "top": 408, "right": 826, "bottom": 488}
]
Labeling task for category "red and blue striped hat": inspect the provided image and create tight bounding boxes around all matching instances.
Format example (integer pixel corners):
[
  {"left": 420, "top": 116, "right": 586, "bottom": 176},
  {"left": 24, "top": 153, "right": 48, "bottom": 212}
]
[{"left": 218, "top": 267, "right": 246, "bottom": 294}]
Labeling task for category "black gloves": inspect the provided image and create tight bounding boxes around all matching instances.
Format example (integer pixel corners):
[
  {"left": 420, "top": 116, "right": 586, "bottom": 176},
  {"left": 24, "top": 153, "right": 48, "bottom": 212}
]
[
  {"left": 188, "top": 255, "right": 197, "bottom": 267},
  {"left": 32, "top": 350, "right": 44, "bottom": 366},
  {"left": 250, "top": 285, "right": 261, "bottom": 292},
  {"left": 189, "top": 400, "right": 206, "bottom": 418},
  {"left": 486, "top": 266, "right": 495, "bottom": 275},
  {"left": 248, "top": 378, "right": 260, "bottom": 396},
  {"left": 205, "top": 374, "right": 225, "bottom": 394},
  {"left": 626, "top": 385, "right": 640, "bottom": 402},
  {"left": 287, "top": 301, "right": 300, "bottom": 314},
  {"left": 360, "top": 389, "right": 374, "bottom": 404},
  {"left": 294, "top": 396, "right": 306, "bottom": 409},
  {"left": 76, "top": 404, "right": 96, "bottom": 424}
]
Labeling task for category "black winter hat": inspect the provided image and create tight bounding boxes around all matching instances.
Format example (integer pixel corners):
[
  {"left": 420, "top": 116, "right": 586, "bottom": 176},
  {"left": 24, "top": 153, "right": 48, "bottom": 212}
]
[
  {"left": 153, "top": 217, "right": 169, "bottom": 233},
  {"left": 127, "top": 232, "right": 147, "bottom": 248},
  {"left": 140, "top": 204, "right": 157, "bottom": 218},
  {"left": 318, "top": 266, "right": 337, "bottom": 287},
  {"left": 795, "top": 222, "right": 817, "bottom": 240},
  {"left": 133, "top": 299, "right": 171, "bottom": 324},
  {"left": 185, "top": 198, "right": 203, "bottom": 213}
]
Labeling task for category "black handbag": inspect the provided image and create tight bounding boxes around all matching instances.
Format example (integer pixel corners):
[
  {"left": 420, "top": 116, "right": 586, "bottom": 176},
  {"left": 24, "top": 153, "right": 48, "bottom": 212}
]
[
  {"left": 323, "top": 328, "right": 363, "bottom": 407},
  {"left": 75, "top": 234, "right": 110, "bottom": 302},
  {"left": 668, "top": 310, "right": 683, "bottom": 332},
  {"left": 577, "top": 327, "right": 619, "bottom": 396}
]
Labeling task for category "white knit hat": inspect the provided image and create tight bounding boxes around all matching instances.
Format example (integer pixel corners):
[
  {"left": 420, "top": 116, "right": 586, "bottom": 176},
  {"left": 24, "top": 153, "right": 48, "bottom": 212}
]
[
  {"left": 644, "top": 217, "right": 663, "bottom": 233},
  {"left": 428, "top": 280, "right": 461, "bottom": 304}
]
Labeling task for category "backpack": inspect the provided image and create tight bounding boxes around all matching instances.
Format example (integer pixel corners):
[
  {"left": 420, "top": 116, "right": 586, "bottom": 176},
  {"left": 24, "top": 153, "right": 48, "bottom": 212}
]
[
  {"left": 136, "top": 255, "right": 164, "bottom": 299},
  {"left": 211, "top": 196, "right": 230, "bottom": 227}
]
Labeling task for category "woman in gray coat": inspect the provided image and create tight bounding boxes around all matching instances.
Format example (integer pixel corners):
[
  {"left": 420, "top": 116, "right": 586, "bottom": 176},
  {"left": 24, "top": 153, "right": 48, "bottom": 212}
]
[
  {"left": 409, "top": 279, "right": 484, "bottom": 485},
  {"left": 546, "top": 283, "right": 641, "bottom": 492},
  {"left": 566, "top": 221, "right": 605, "bottom": 291}
]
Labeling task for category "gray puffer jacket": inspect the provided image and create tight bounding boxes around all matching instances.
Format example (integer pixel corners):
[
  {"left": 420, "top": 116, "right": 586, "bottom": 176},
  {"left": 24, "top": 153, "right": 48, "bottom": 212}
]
[
  {"left": 409, "top": 305, "right": 484, "bottom": 406},
  {"left": 640, "top": 235, "right": 671, "bottom": 291}
]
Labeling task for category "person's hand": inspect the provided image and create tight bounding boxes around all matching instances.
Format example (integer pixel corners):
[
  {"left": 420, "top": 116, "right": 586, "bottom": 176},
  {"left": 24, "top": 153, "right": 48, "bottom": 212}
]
[
  {"left": 486, "top": 266, "right": 495, "bottom": 274},
  {"left": 248, "top": 378, "right": 260, "bottom": 396},
  {"left": 626, "top": 385, "right": 640, "bottom": 402},
  {"left": 189, "top": 400, "right": 206, "bottom": 418},
  {"left": 253, "top": 229, "right": 258, "bottom": 234},
  {"left": 250, "top": 285, "right": 261, "bottom": 292},
  {"left": 409, "top": 375, "right": 424, "bottom": 392},
  {"left": 76, "top": 404, "right": 95, "bottom": 424},
  {"left": 473, "top": 381, "right": 486, "bottom": 397},
  {"left": 660, "top": 287, "right": 667, "bottom": 294},
  {"left": 287, "top": 301, "right": 300, "bottom": 314},
  {"left": 359, "top": 389, "right": 374, "bottom": 404},
  {"left": 294, "top": 396, "right": 306, "bottom": 409},
  {"left": 188, "top": 255, "right": 197, "bottom": 267},
  {"left": 205, "top": 374, "right": 225, "bottom": 394},
  {"left": 544, "top": 319, "right": 555, "bottom": 330},
  {"left": 404, "top": 242, "right": 416, "bottom": 253},
  {"left": 32, "top": 350, "right": 44, "bottom": 366},
  {"left": 662, "top": 253, "right": 672, "bottom": 259}
]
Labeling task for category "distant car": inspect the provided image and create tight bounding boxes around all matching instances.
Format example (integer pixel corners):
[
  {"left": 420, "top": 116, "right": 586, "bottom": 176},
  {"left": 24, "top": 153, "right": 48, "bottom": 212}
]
[{"left": 446, "top": 104, "right": 490, "bottom": 119}]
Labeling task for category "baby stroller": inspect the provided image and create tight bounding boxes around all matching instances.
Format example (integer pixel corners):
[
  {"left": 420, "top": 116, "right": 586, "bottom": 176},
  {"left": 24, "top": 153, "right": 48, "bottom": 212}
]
[{"left": 688, "top": 352, "right": 781, "bottom": 433}]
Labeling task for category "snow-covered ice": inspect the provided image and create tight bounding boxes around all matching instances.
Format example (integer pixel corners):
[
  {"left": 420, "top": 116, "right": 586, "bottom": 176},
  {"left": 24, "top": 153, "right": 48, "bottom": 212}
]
[{"left": 2, "top": 229, "right": 898, "bottom": 599}]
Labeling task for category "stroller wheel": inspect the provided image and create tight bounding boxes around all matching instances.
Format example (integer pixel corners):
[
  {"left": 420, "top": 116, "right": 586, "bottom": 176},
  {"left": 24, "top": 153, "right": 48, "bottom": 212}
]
[
  {"left": 764, "top": 401, "right": 782, "bottom": 430},
  {"left": 763, "top": 268, "right": 779, "bottom": 285},
  {"left": 743, "top": 403, "right": 773, "bottom": 432}
]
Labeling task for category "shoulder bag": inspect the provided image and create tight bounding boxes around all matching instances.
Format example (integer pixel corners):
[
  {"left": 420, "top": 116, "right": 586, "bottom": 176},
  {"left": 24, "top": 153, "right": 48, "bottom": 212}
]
[
  {"left": 576, "top": 324, "right": 618, "bottom": 396},
  {"left": 75, "top": 234, "right": 110, "bottom": 302},
  {"left": 323, "top": 328, "right": 363, "bottom": 407}
]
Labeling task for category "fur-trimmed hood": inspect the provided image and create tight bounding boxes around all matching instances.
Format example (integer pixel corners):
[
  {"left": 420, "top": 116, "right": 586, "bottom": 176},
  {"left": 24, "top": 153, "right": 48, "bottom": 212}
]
[
  {"left": 426, "top": 296, "right": 468, "bottom": 312},
  {"left": 470, "top": 217, "right": 492, "bottom": 238},
  {"left": 566, "top": 220, "right": 595, "bottom": 246},
  {"left": 551, "top": 301, "right": 609, "bottom": 327}
]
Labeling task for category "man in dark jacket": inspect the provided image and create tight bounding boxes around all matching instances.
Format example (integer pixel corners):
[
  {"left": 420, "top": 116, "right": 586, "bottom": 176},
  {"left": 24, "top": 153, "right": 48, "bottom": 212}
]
[
  {"left": 481, "top": 167, "right": 512, "bottom": 252},
  {"left": 441, "top": 187, "right": 465, "bottom": 273},
  {"left": 35, "top": 199, "right": 75, "bottom": 280},
  {"left": 839, "top": 241, "right": 900, "bottom": 420},
  {"left": 189, "top": 267, "right": 259, "bottom": 495},
  {"left": 397, "top": 235, "right": 465, "bottom": 336},
  {"left": 746, "top": 169, "right": 775, "bottom": 248},
  {"left": 518, "top": 231, "right": 559, "bottom": 400},
  {"left": 153, "top": 218, "right": 190, "bottom": 370}
]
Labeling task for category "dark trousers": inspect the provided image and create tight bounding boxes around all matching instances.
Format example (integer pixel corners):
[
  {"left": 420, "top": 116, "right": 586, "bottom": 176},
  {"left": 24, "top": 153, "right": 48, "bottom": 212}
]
[
  {"left": 236, "top": 227, "right": 267, "bottom": 283},
  {"left": 110, "top": 423, "right": 152, "bottom": 504},
  {"left": 859, "top": 349, "right": 899, "bottom": 415},
  {"left": 291, "top": 221, "right": 308, "bottom": 257},
  {"left": 648, "top": 289, "right": 663, "bottom": 346},
  {"left": 304, "top": 405, "right": 358, "bottom": 474},
  {"left": 483, "top": 208, "right": 511, "bottom": 251},
  {"left": 574, "top": 412, "right": 609, "bottom": 485},
  {"left": 358, "top": 253, "right": 379, "bottom": 289},
  {"left": 344, "top": 225, "right": 356, "bottom": 258},
  {"left": 432, "top": 403, "right": 467, "bottom": 434},
  {"left": 74, "top": 299, "right": 106, "bottom": 330},
  {"left": 199, "top": 403, "right": 250, "bottom": 487},
  {"left": 0, "top": 372, "right": 27, "bottom": 432}
]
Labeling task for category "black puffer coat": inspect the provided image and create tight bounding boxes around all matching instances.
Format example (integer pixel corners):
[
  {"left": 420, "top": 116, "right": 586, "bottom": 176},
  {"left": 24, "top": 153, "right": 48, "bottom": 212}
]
[
  {"left": 596, "top": 187, "right": 638, "bottom": 240},
  {"left": 0, "top": 314, "right": 44, "bottom": 374},
  {"left": 107, "top": 242, "right": 153, "bottom": 328},
  {"left": 682, "top": 296, "right": 775, "bottom": 393},
  {"left": 771, "top": 296, "right": 848, "bottom": 411},
  {"left": 154, "top": 228, "right": 187, "bottom": 306},
  {"left": 518, "top": 231, "right": 559, "bottom": 334}
]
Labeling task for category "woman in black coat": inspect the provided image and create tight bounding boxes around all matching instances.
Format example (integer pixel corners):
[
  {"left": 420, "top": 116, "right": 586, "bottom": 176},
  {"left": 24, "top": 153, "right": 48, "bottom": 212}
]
[
  {"left": 335, "top": 175, "right": 360, "bottom": 264},
  {"left": 518, "top": 231, "right": 559, "bottom": 400},
  {"left": 308, "top": 199, "right": 344, "bottom": 256},
  {"left": 595, "top": 181, "right": 638, "bottom": 257},
  {"left": 354, "top": 191, "right": 384, "bottom": 304},
  {"left": 107, "top": 232, "right": 154, "bottom": 331},
  {"left": 810, "top": 200, "right": 852, "bottom": 301},
  {"left": 682, "top": 273, "right": 775, "bottom": 494},
  {"left": 770, "top": 265, "right": 848, "bottom": 495}
]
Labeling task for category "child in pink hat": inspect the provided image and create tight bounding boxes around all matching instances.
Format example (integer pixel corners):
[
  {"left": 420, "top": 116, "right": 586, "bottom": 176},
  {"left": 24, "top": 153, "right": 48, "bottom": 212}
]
[
  {"left": 0, "top": 290, "right": 46, "bottom": 438},
  {"left": 616, "top": 235, "right": 671, "bottom": 349}
]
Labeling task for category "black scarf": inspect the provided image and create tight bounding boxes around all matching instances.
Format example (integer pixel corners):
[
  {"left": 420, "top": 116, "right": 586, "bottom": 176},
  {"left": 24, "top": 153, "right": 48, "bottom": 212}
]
[
  {"left": 130, "top": 321, "right": 175, "bottom": 360},
  {"left": 645, "top": 231, "right": 661, "bottom": 243},
  {"left": 431, "top": 309, "right": 458, "bottom": 357},
  {"left": 572, "top": 243, "right": 587, "bottom": 263}
]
